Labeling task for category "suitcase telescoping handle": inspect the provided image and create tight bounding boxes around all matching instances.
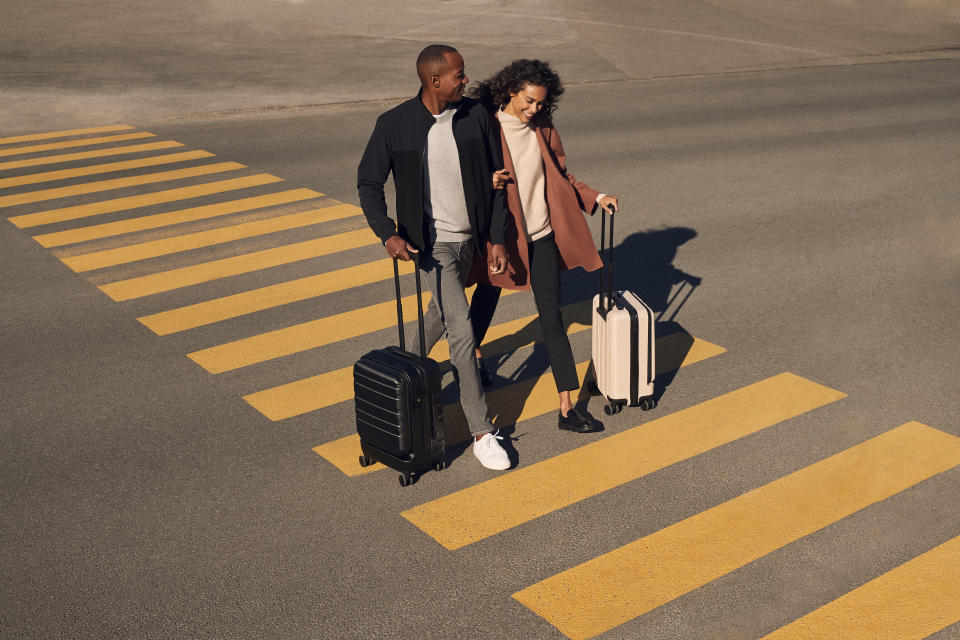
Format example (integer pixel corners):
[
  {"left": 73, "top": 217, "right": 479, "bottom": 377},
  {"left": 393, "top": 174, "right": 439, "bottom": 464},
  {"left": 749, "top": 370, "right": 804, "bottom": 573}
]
[
  {"left": 393, "top": 255, "right": 428, "bottom": 359},
  {"left": 598, "top": 203, "right": 616, "bottom": 315}
]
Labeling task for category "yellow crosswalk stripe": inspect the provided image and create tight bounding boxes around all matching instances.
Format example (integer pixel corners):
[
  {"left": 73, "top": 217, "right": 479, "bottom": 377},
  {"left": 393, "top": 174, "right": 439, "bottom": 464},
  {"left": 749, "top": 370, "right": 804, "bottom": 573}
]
[
  {"left": 185, "top": 294, "right": 429, "bottom": 372},
  {"left": 0, "top": 141, "right": 184, "bottom": 171},
  {"left": 61, "top": 211, "right": 374, "bottom": 273},
  {"left": 0, "top": 150, "right": 215, "bottom": 189},
  {"left": 402, "top": 373, "right": 843, "bottom": 550},
  {"left": 253, "top": 367, "right": 354, "bottom": 421},
  {"left": 8, "top": 174, "right": 284, "bottom": 228},
  {"left": 185, "top": 285, "right": 519, "bottom": 372},
  {"left": 0, "top": 125, "right": 135, "bottom": 145},
  {"left": 511, "top": 422, "right": 960, "bottom": 640},
  {"left": 246, "top": 300, "right": 598, "bottom": 421},
  {"left": 0, "top": 161, "right": 245, "bottom": 208},
  {"left": 761, "top": 533, "right": 960, "bottom": 640},
  {"left": 0, "top": 132, "right": 156, "bottom": 158},
  {"left": 312, "top": 333, "right": 727, "bottom": 476},
  {"left": 137, "top": 261, "right": 413, "bottom": 336},
  {"left": 137, "top": 258, "right": 417, "bottom": 335},
  {"left": 33, "top": 189, "right": 324, "bottom": 248},
  {"left": 96, "top": 204, "right": 361, "bottom": 300},
  {"left": 317, "top": 363, "right": 589, "bottom": 477}
]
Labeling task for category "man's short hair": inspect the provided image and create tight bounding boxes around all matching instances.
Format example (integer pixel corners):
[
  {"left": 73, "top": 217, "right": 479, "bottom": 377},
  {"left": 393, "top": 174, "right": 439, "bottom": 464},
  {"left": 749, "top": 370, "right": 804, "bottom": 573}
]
[{"left": 416, "top": 44, "right": 459, "bottom": 80}]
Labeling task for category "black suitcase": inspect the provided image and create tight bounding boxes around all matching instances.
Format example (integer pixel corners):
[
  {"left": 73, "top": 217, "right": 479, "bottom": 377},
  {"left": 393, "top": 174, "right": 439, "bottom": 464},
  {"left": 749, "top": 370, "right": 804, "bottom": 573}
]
[{"left": 354, "top": 256, "right": 445, "bottom": 486}]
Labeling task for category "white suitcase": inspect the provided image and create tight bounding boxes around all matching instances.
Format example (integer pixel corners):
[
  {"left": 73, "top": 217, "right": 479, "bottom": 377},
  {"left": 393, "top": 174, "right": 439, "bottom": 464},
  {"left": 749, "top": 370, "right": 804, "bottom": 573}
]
[{"left": 591, "top": 208, "right": 657, "bottom": 415}]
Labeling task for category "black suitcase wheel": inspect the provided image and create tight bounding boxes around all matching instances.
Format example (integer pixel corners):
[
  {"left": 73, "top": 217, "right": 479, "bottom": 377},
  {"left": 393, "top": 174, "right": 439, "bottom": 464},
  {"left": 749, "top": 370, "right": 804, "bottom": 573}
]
[
  {"left": 603, "top": 401, "right": 621, "bottom": 416},
  {"left": 358, "top": 455, "right": 374, "bottom": 468},
  {"left": 639, "top": 398, "right": 656, "bottom": 411},
  {"left": 434, "top": 460, "right": 446, "bottom": 472},
  {"left": 398, "top": 473, "right": 412, "bottom": 487}
]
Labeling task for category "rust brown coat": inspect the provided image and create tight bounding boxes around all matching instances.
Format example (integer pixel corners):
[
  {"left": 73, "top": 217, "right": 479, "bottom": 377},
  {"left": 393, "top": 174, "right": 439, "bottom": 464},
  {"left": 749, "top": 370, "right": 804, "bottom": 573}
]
[{"left": 468, "top": 116, "right": 604, "bottom": 290}]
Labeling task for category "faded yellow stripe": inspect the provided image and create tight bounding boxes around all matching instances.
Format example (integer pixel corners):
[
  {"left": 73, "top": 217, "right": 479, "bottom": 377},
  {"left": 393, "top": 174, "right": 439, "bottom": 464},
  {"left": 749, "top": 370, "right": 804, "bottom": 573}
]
[
  {"left": 62, "top": 212, "right": 373, "bottom": 273},
  {"left": 403, "top": 373, "right": 843, "bottom": 550},
  {"left": 34, "top": 189, "right": 323, "bottom": 248},
  {"left": 137, "top": 259, "right": 410, "bottom": 332},
  {"left": 313, "top": 435, "right": 372, "bottom": 477},
  {"left": 761, "top": 534, "right": 960, "bottom": 640},
  {"left": 0, "top": 132, "right": 155, "bottom": 158},
  {"left": 313, "top": 334, "right": 727, "bottom": 476},
  {"left": 185, "top": 286, "right": 518, "bottom": 372},
  {"left": 513, "top": 422, "right": 960, "bottom": 640},
  {"left": 0, "top": 141, "right": 184, "bottom": 171},
  {"left": 137, "top": 262, "right": 503, "bottom": 336},
  {"left": 253, "top": 367, "right": 355, "bottom": 421},
  {"left": 0, "top": 161, "right": 244, "bottom": 207},
  {"left": 311, "top": 363, "right": 594, "bottom": 478},
  {"left": 187, "top": 292, "right": 432, "bottom": 373},
  {"left": 250, "top": 319, "right": 583, "bottom": 420},
  {"left": 0, "top": 150, "right": 214, "bottom": 189},
  {"left": 248, "top": 301, "right": 596, "bottom": 421},
  {"left": 8, "top": 174, "right": 284, "bottom": 228},
  {"left": 0, "top": 125, "right": 134, "bottom": 145}
]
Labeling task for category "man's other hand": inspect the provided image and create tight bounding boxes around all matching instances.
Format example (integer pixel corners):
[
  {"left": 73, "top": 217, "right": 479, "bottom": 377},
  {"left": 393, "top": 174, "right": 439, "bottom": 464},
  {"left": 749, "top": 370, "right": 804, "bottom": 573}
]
[
  {"left": 492, "top": 169, "right": 511, "bottom": 190},
  {"left": 488, "top": 243, "right": 508, "bottom": 274}
]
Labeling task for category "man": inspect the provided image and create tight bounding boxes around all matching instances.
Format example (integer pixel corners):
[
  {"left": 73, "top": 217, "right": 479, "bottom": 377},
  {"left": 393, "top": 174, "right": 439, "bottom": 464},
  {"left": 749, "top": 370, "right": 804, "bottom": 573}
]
[{"left": 357, "top": 44, "right": 511, "bottom": 471}]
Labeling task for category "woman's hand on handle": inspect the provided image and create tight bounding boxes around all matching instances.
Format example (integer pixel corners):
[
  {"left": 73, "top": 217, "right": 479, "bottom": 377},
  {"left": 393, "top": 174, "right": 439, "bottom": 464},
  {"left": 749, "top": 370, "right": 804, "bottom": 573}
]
[
  {"left": 384, "top": 235, "right": 419, "bottom": 261},
  {"left": 598, "top": 194, "right": 619, "bottom": 214}
]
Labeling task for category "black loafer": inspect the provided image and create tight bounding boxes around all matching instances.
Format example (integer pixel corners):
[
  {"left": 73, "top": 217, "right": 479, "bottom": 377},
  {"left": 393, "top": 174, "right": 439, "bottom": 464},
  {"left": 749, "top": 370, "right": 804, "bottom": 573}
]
[
  {"left": 478, "top": 361, "right": 494, "bottom": 388},
  {"left": 558, "top": 408, "right": 603, "bottom": 433}
]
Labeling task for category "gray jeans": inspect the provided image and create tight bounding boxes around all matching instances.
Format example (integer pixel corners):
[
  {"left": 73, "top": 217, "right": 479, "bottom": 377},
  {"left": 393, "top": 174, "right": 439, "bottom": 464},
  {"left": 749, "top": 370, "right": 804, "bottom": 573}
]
[{"left": 409, "top": 241, "right": 494, "bottom": 437}]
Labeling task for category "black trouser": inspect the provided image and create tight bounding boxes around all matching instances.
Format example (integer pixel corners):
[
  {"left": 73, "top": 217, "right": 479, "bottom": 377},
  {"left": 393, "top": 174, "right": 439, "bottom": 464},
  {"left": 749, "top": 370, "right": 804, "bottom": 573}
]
[{"left": 470, "top": 232, "right": 580, "bottom": 393}]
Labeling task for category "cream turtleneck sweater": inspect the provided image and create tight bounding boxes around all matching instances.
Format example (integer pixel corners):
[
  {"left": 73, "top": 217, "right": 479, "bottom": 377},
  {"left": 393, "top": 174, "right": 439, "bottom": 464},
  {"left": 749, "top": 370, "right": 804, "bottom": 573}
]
[{"left": 497, "top": 109, "right": 553, "bottom": 242}]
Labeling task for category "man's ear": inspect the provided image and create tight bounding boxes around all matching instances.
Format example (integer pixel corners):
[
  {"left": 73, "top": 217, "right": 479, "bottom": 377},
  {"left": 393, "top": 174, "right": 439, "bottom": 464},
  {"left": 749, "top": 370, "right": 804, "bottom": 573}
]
[{"left": 430, "top": 73, "right": 441, "bottom": 87}]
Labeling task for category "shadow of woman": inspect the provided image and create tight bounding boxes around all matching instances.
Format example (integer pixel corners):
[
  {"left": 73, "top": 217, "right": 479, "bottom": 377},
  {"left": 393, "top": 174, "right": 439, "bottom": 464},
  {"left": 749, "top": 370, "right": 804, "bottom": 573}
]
[
  {"left": 472, "top": 226, "right": 702, "bottom": 450},
  {"left": 569, "top": 226, "right": 702, "bottom": 408}
]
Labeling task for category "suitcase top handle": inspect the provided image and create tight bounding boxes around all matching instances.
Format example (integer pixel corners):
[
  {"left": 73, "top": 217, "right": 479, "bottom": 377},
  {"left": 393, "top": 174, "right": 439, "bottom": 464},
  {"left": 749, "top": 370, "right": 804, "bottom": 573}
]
[
  {"left": 598, "top": 204, "right": 616, "bottom": 316},
  {"left": 393, "top": 255, "right": 428, "bottom": 359}
]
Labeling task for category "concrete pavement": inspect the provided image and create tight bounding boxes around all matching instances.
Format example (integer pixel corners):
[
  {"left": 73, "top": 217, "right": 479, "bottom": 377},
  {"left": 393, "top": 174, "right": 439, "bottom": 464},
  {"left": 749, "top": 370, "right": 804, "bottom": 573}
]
[{"left": 2, "top": 0, "right": 959, "bottom": 129}]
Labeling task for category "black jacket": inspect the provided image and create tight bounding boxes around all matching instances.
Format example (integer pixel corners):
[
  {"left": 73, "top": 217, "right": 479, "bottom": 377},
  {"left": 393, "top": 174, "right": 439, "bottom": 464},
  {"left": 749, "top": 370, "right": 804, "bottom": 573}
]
[{"left": 357, "top": 92, "right": 508, "bottom": 252}]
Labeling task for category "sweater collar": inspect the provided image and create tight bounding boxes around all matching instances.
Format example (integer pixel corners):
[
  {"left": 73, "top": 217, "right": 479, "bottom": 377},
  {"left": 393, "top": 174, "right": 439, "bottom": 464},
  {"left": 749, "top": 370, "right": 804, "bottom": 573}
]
[
  {"left": 497, "top": 107, "right": 534, "bottom": 130},
  {"left": 412, "top": 88, "right": 466, "bottom": 120}
]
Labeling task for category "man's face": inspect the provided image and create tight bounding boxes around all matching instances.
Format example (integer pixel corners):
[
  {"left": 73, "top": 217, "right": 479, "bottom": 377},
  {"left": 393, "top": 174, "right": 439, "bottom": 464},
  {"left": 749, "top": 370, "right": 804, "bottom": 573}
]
[{"left": 434, "top": 52, "right": 468, "bottom": 103}]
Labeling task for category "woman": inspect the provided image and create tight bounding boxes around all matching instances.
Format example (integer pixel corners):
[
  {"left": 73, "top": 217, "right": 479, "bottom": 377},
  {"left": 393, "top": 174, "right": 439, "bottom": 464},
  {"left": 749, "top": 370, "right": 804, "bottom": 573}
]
[{"left": 468, "top": 59, "right": 619, "bottom": 433}]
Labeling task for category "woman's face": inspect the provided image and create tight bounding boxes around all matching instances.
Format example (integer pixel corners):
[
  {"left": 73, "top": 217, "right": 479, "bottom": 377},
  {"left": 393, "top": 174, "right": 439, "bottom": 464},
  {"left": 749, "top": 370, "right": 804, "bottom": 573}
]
[{"left": 505, "top": 84, "right": 548, "bottom": 124}]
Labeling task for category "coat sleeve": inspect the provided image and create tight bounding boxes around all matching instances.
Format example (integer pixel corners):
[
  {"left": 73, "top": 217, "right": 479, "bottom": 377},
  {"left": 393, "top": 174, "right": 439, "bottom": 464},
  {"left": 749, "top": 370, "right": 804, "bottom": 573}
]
[
  {"left": 546, "top": 125, "right": 601, "bottom": 214},
  {"left": 357, "top": 115, "right": 398, "bottom": 245},
  {"left": 480, "top": 108, "right": 508, "bottom": 245}
]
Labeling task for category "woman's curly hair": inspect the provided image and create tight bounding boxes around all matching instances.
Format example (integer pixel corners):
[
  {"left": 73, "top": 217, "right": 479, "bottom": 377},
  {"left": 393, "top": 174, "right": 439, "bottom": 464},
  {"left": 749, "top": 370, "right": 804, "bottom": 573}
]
[{"left": 470, "top": 59, "right": 564, "bottom": 121}]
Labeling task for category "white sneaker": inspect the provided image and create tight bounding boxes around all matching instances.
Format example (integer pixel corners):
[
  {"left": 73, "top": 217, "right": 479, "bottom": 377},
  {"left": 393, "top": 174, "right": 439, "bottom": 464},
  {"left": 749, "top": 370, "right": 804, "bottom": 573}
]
[{"left": 473, "top": 431, "right": 510, "bottom": 470}]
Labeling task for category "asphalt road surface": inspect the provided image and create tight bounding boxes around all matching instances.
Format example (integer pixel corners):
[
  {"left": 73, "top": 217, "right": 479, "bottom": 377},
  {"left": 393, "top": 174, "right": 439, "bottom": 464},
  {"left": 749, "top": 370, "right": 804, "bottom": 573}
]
[{"left": 2, "top": 2, "right": 959, "bottom": 639}]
